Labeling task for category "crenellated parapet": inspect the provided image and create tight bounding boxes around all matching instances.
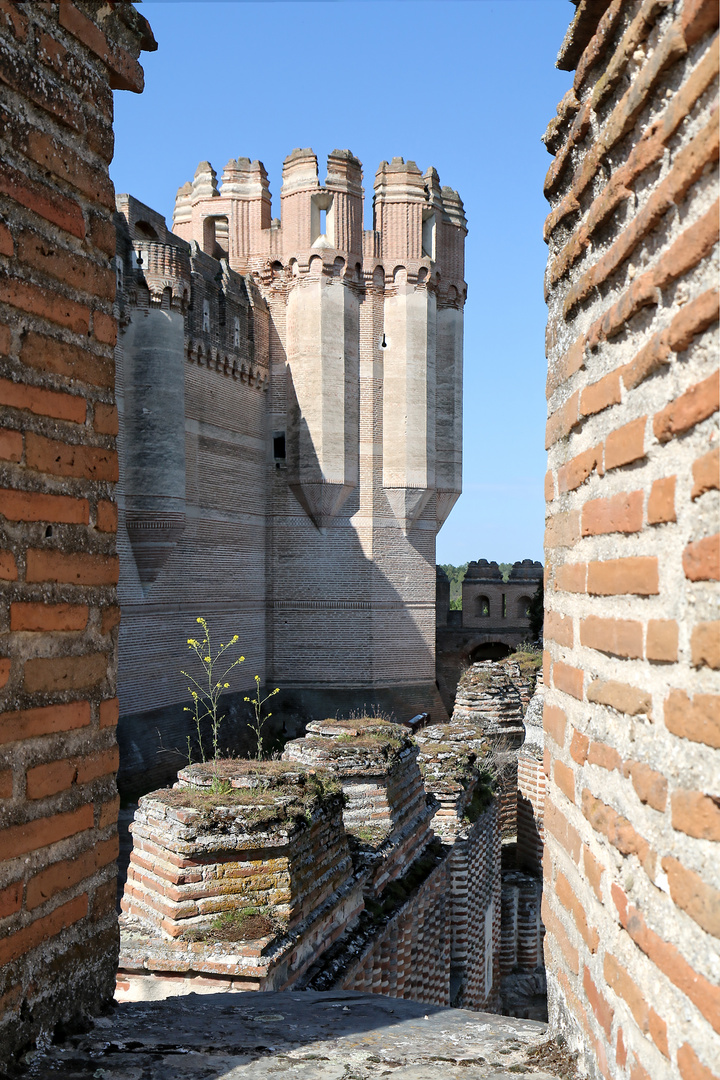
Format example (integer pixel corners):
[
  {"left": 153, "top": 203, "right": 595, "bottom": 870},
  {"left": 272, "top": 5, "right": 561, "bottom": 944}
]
[{"left": 171, "top": 147, "right": 466, "bottom": 534}]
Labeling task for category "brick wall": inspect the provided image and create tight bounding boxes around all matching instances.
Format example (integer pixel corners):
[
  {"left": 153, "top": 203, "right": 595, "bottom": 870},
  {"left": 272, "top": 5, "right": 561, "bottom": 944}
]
[
  {"left": 542, "top": 2, "right": 718, "bottom": 1078},
  {"left": 0, "top": 2, "right": 153, "bottom": 1061}
]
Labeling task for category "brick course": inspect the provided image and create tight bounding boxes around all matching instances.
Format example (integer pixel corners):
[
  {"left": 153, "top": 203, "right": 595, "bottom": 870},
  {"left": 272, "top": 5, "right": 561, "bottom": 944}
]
[
  {"left": 0, "top": 2, "right": 154, "bottom": 1064},
  {"left": 543, "top": 3, "right": 719, "bottom": 1078}
]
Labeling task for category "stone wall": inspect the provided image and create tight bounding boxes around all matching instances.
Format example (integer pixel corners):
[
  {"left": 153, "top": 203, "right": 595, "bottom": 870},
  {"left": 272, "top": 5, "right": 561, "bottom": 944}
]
[
  {"left": 113, "top": 196, "right": 269, "bottom": 794},
  {"left": 542, "top": 2, "right": 719, "bottom": 1078},
  {"left": 0, "top": 2, "right": 153, "bottom": 1062}
]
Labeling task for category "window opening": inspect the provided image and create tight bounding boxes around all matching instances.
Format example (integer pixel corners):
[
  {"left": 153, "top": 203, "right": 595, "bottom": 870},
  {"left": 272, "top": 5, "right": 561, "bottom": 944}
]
[
  {"left": 422, "top": 212, "right": 436, "bottom": 260},
  {"left": 273, "top": 432, "right": 286, "bottom": 461},
  {"left": 501, "top": 593, "right": 507, "bottom": 619},
  {"left": 233, "top": 316, "right": 240, "bottom": 348},
  {"left": 319, "top": 209, "right": 327, "bottom": 235},
  {"left": 202, "top": 299, "right": 210, "bottom": 333}
]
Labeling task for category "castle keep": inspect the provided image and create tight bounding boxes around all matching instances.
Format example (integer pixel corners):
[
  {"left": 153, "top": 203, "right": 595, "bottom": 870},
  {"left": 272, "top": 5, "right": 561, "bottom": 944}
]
[{"left": 114, "top": 152, "right": 466, "bottom": 788}]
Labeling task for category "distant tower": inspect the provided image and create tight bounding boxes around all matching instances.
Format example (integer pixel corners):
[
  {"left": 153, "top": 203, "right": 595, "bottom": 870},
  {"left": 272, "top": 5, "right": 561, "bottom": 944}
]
[{"left": 172, "top": 148, "right": 467, "bottom": 720}]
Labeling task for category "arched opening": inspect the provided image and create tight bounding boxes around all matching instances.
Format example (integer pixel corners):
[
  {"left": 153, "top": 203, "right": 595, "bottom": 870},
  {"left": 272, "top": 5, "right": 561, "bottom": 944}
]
[
  {"left": 517, "top": 595, "right": 532, "bottom": 619},
  {"left": 477, "top": 594, "right": 490, "bottom": 617},
  {"left": 134, "top": 220, "right": 158, "bottom": 241},
  {"left": 469, "top": 641, "right": 512, "bottom": 663}
]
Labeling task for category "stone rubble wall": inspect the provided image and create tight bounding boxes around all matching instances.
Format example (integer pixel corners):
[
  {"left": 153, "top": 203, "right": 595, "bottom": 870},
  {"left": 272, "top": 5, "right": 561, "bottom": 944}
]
[
  {"left": 0, "top": 2, "right": 154, "bottom": 1063},
  {"left": 543, "top": 2, "right": 719, "bottom": 1078}
]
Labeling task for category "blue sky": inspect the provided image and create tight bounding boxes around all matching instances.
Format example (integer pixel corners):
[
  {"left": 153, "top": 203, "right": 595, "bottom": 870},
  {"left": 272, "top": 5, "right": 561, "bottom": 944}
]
[{"left": 112, "top": 0, "right": 574, "bottom": 566}]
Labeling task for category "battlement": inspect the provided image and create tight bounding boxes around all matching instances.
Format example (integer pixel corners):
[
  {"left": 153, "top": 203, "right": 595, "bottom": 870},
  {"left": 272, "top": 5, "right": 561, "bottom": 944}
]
[{"left": 172, "top": 148, "right": 467, "bottom": 297}]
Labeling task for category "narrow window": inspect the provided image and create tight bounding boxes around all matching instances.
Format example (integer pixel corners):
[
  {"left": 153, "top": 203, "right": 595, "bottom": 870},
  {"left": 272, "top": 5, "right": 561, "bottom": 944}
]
[
  {"left": 115, "top": 256, "right": 123, "bottom": 296},
  {"left": 233, "top": 316, "right": 240, "bottom": 348},
  {"left": 422, "top": 212, "right": 436, "bottom": 260},
  {"left": 502, "top": 593, "right": 507, "bottom": 619},
  {"left": 319, "top": 208, "right": 327, "bottom": 235},
  {"left": 202, "top": 299, "right": 210, "bottom": 333},
  {"left": 273, "top": 432, "right": 286, "bottom": 460}
]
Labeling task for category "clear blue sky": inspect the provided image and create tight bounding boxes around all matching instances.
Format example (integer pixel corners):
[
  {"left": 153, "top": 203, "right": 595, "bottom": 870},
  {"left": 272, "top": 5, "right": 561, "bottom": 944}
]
[{"left": 112, "top": 0, "right": 574, "bottom": 566}]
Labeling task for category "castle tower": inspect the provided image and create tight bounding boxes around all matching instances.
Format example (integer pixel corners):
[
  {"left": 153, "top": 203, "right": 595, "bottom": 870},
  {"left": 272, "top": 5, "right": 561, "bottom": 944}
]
[{"left": 168, "top": 149, "right": 467, "bottom": 723}]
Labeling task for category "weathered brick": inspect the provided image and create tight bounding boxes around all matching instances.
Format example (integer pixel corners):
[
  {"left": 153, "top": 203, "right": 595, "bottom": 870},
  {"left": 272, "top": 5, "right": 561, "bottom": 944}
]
[
  {"left": 691, "top": 621, "right": 720, "bottom": 669},
  {"left": 0, "top": 880, "right": 22, "bottom": 918},
  {"left": 0, "top": 767, "right": 12, "bottom": 798},
  {"left": 10, "top": 602, "right": 88, "bottom": 632},
  {"left": 654, "top": 371, "right": 719, "bottom": 443},
  {"left": 20, "top": 330, "right": 114, "bottom": 388},
  {"left": 581, "top": 616, "right": 643, "bottom": 658},
  {"left": 582, "top": 490, "right": 643, "bottom": 535},
  {"left": 582, "top": 790, "right": 651, "bottom": 868},
  {"left": 664, "top": 690, "right": 720, "bottom": 748},
  {"left": 646, "top": 476, "right": 676, "bottom": 524},
  {"left": 587, "top": 556, "right": 658, "bottom": 595},
  {"left": 646, "top": 619, "right": 678, "bottom": 663},
  {"left": 544, "top": 703, "right": 567, "bottom": 747},
  {"left": 671, "top": 789, "right": 720, "bottom": 842},
  {"left": 587, "top": 741, "right": 622, "bottom": 773},
  {"left": 662, "top": 856, "right": 720, "bottom": 939},
  {"left": 677, "top": 1042, "right": 718, "bottom": 1080},
  {"left": 0, "top": 162, "right": 85, "bottom": 239},
  {"left": 545, "top": 510, "right": 581, "bottom": 549},
  {"left": 93, "top": 402, "right": 118, "bottom": 436},
  {"left": 612, "top": 887, "right": 720, "bottom": 1033},
  {"left": 570, "top": 729, "right": 589, "bottom": 764},
  {"left": 23, "top": 653, "right": 109, "bottom": 694},
  {"left": 554, "top": 760, "right": 576, "bottom": 802},
  {"left": 583, "top": 966, "right": 614, "bottom": 1040},
  {"left": 544, "top": 609, "right": 574, "bottom": 647},
  {"left": 0, "top": 894, "right": 88, "bottom": 968},
  {"left": 603, "top": 952, "right": 669, "bottom": 1056},
  {"left": 15, "top": 232, "right": 115, "bottom": 302},
  {"left": 26, "top": 549, "right": 119, "bottom": 586},
  {"left": 58, "top": 1, "right": 145, "bottom": 93},
  {"left": 583, "top": 845, "right": 604, "bottom": 902},
  {"left": 592, "top": 679, "right": 653, "bottom": 715},
  {"left": 0, "top": 274, "right": 90, "bottom": 334},
  {"left": 0, "top": 701, "right": 91, "bottom": 745},
  {"left": 545, "top": 799, "right": 581, "bottom": 862},
  {"left": 623, "top": 761, "right": 667, "bottom": 811},
  {"left": 683, "top": 533, "right": 720, "bottom": 581},
  {"left": 0, "top": 428, "right": 22, "bottom": 462},
  {"left": 2, "top": 804, "right": 94, "bottom": 861},
  {"left": 99, "top": 697, "right": 119, "bottom": 729},
  {"left": 553, "top": 661, "right": 584, "bottom": 700},
  {"left": 559, "top": 444, "right": 603, "bottom": 493},
  {"left": 25, "top": 849, "right": 95, "bottom": 910},
  {"left": 541, "top": 897, "right": 580, "bottom": 975},
  {"left": 26, "top": 757, "right": 78, "bottom": 799},
  {"left": 100, "top": 606, "right": 121, "bottom": 635},
  {"left": 556, "top": 870, "right": 599, "bottom": 951},
  {"left": 26, "top": 432, "right": 118, "bottom": 482},
  {"left": 0, "top": 488, "right": 89, "bottom": 525},
  {"left": 580, "top": 370, "right": 621, "bottom": 418},
  {"left": 554, "top": 562, "right": 587, "bottom": 593},
  {"left": 92, "top": 310, "right": 116, "bottom": 346},
  {"left": 604, "top": 416, "right": 646, "bottom": 470},
  {"left": 0, "top": 550, "right": 18, "bottom": 580},
  {"left": 96, "top": 499, "right": 117, "bottom": 533},
  {"left": 691, "top": 447, "right": 719, "bottom": 500}
]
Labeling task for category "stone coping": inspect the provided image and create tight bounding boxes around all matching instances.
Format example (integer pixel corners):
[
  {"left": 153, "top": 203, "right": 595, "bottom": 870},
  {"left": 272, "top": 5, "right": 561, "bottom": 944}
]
[
  {"left": 23, "top": 990, "right": 566, "bottom": 1078},
  {"left": 283, "top": 717, "right": 416, "bottom": 774}
]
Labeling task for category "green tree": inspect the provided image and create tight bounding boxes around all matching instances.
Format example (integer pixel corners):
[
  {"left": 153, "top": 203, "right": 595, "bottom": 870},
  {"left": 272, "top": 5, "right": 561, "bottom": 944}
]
[{"left": 527, "top": 579, "right": 544, "bottom": 641}]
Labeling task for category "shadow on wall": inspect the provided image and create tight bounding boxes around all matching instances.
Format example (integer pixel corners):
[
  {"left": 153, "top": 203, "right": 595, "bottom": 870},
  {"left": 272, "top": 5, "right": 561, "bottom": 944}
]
[{"left": 117, "top": 405, "right": 445, "bottom": 801}]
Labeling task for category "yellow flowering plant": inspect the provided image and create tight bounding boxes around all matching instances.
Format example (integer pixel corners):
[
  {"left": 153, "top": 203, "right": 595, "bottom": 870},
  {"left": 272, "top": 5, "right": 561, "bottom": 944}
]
[
  {"left": 245, "top": 675, "right": 280, "bottom": 761},
  {"left": 182, "top": 617, "right": 245, "bottom": 783}
]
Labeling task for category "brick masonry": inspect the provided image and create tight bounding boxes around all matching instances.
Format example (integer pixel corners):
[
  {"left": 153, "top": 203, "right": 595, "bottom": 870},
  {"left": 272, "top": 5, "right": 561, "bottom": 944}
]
[
  {"left": 0, "top": 1, "right": 154, "bottom": 1063},
  {"left": 543, "top": 2, "right": 719, "bottom": 1078},
  {"left": 117, "top": 719, "right": 502, "bottom": 1013}
]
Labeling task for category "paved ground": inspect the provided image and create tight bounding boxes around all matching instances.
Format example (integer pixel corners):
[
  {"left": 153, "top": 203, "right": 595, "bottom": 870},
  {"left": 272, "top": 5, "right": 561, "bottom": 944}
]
[{"left": 13, "top": 990, "right": 569, "bottom": 1079}]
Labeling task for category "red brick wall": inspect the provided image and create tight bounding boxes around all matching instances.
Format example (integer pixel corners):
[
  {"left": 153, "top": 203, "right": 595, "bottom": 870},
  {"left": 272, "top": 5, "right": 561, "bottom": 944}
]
[
  {"left": 543, "top": 2, "right": 718, "bottom": 1078},
  {"left": 0, "top": 2, "right": 153, "bottom": 1061}
]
